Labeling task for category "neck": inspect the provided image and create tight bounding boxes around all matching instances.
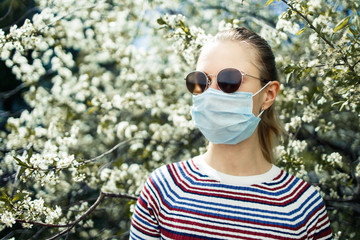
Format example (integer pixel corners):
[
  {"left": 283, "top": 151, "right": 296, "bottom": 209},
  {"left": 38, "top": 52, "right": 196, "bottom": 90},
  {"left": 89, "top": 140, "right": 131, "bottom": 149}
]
[{"left": 203, "top": 132, "right": 271, "bottom": 176}]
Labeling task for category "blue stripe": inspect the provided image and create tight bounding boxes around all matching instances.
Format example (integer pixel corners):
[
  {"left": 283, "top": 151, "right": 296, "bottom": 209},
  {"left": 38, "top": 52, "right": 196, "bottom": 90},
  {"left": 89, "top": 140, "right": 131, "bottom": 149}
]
[
  {"left": 179, "top": 161, "right": 300, "bottom": 196},
  {"left": 263, "top": 171, "right": 290, "bottom": 186},
  {"left": 132, "top": 194, "right": 160, "bottom": 234},
  {"left": 186, "top": 159, "right": 216, "bottom": 179},
  {"left": 173, "top": 162, "right": 308, "bottom": 204},
  {"left": 161, "top": 225, "right": 224, "bottom": 240},
  {"left": 133, "top": 206, "right": 159, "bottom": 231},
  {"left": 129, "top": 229, "right": 147, "bottom": 240},
  {"left": 159, "top": 204, "right": 305, "bottom": 237},
  {"left": 151, "top": 165, "right": 324, "bottom": 229},
  {"left": 130, "top": 221, "right": 158, "bottom": 240}
]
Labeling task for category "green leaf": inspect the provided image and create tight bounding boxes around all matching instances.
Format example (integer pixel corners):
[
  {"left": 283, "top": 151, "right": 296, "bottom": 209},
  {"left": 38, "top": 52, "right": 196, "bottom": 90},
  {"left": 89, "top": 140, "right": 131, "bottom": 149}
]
[
  {"left": 87, "top": 106, "right": 97, "bottom": 114},
  {"left": 13, "top": 156, "right": 29, "bottom": 168},
  {"left": 26, "top": 147, "right": 33, "bottom": 164},
  {"left": 334, "top": 16, "right": 351, "bottom": 33},
  {"left": 296, "top": 27, "right": 307, "bottom": 36},
  {"left": 286, "top": 72, "right": 293, "bottom": 83},
  {"left": 156, "top": 17, "right": 166, "bottom": 26},
  {"left": 339, "top": 100, "right": 348, "bottom": 111},
  {"left": 266, "top": 0, "right": 274, "bottom": 6},
  {"left": 283, "top": 65, "right": 294, "bottom": 74},
  {"left": 12, "top": 192, "right": 27, "bottom": 203},
  {"left": 0, "top": 189, "right": 10, "bottom": 204},
  {"left": 348, "top": 27, "right": 357, "bottom": 37},
  {"left": 18, "top": 167, "right": 26, "bottom": 179},
  {"left": 179, "top": 20, "right": 189, "bottom": 33}
]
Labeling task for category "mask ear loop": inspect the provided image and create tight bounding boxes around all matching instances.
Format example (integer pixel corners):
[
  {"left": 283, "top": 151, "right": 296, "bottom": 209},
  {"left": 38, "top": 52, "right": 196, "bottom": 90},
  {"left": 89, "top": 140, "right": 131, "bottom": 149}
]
[
  {"left": 257, "top": 106, "right": 265, "bottom": 118},
  {"left": 253, "top": 81, "right": 271, "bottom": 118},
  {"left": 252, "top": 81, "right": 272, "bottom": 97}
]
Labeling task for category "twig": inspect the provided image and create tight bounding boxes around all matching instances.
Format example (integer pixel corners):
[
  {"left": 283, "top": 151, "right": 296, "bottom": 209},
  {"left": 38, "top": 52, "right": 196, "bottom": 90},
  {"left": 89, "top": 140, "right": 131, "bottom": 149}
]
[
  {"left": 281, "top": 0, "right": 356, "bottom": 73},
  {"left": 46, "top": 192, "right": 105, "bottom": 240},
  {"left": 0, "top": 0, "right": 14, "bottom": 22},
  {"left": 16, "top": 219, "right": 70, "bottom": 228},
  {"left": 281, "top": 0, "right": 335, "bottom": 48},
  {"left": 0, "top": 83, "right": 27, "bottom": 100},
  {"left": 82, "top": 138, "right": 133, "bottom": 164},
  {"left": 14, "top": 191, "right": 137, "bottom": 240},
  {"left": 324, "top": 196, "right": 360, "bottom": 204},
  {"left": 102, "top": 192, "right": 138, "bottom": 201},
  {"left": 352, "top": 59, "right": 360, "bottom": 68},
  {"left": 37, "top": 1, "right": 106, "bottom": 33},
  {"left": 0, "top": 147, "right": 26, "bottom": 153},
  {"left": 1, "top": 7, "right": 40, "bottom": 31},
  {"left": 12, "top": 138, "right": 135, "bottom": 174},
  {"left": 46, "top": 192, "right": 137, "bottom": 240}
]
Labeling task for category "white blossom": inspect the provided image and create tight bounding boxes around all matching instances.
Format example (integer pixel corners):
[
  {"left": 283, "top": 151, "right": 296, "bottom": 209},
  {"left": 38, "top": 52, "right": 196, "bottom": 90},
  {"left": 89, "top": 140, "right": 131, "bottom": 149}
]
[
  {"left": 0, "top": 211, "right": 16, "bottom": 227},
  {"left": 322, "top": 152, "right": 343, "bottom": 167}
]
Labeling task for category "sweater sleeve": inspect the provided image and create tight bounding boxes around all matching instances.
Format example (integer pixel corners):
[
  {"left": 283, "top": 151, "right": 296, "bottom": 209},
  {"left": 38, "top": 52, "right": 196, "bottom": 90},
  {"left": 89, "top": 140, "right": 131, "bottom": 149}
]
[
  {"left": 309, "top": 187, "right": 333, "bottom": 240},
  {"left": 130, "top": 175, "right": 161, "bottom": 240}
]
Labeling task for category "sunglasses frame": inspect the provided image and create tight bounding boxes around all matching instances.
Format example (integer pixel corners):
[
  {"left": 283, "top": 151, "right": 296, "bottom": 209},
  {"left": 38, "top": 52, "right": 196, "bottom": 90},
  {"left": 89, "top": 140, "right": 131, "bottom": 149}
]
[{"left": 185, "top": 67, "right": 269, "bottom": 94}]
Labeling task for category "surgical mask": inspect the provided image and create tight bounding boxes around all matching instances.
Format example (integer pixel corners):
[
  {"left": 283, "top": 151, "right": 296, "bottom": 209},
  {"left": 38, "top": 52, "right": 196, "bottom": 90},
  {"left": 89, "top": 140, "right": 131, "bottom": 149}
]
[{"left": 191, "top": 82, "right": 270, "bottom": 144}]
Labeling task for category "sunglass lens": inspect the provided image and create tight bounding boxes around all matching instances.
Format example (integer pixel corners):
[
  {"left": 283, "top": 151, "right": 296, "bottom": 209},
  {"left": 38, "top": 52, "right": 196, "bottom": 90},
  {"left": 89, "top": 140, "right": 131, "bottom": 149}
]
[
  {"left": 185, "top": 71, "right": 207, "bottom": 94},
  {"left": 217, "top": 68, "right": 242, "bottom": 93}
]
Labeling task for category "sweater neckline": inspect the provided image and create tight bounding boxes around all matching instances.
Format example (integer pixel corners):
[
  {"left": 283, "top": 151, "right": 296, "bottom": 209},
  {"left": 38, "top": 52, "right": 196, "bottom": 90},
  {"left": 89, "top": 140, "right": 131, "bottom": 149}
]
[{"left": 192, "top": 155, "right": 281, "bottom": 186}]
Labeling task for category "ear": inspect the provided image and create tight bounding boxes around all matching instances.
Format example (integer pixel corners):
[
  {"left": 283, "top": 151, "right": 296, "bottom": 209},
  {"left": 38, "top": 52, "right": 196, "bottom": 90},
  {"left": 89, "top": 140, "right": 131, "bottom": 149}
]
[{"left": 262, "top": 81, "right": 280, "bottom": 110}]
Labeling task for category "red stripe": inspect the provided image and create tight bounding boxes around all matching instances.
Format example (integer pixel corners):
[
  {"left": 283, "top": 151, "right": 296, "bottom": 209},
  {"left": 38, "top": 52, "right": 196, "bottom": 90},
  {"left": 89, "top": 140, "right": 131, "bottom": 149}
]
[
  {"left": 132, "top": 161, "right": 332, "bottom": 239},
  {"left": 254, "top": 172, "right": 297, "bottom": 191},
  {"left": 189, "top": 158, "right": 287, "bottom": 188},
  {"left": 160, "top": 215, "right": 262, "bottom": 240},
  {"left": 158, "top": 199, "right": 315, "bottom": 232},
  {"left": 150, "top": 174, "right": 322, "bottom": 233},
  {"left": 314, "top": 227, "right": 332, "bottom": 239},
  {"left": 311, "top": 211, "right": 332, "bottom": 239},
  {"left": 144, "top": 181, "right": 161, "bottom": 217},
  {"left": 184, "top": 159, "right": 219, "bottom": 183},
  {"left": 159, "top": 210, "right": 299, "bottom": 240},
  {"left": 148, "top": 165, "right": 328, "bottom": 232},
  {"left": 131, "top": 212, "right": 160, "bottom": 237},
  {"left": 167, "top": 163, "right": 310, "bottom": 206}
]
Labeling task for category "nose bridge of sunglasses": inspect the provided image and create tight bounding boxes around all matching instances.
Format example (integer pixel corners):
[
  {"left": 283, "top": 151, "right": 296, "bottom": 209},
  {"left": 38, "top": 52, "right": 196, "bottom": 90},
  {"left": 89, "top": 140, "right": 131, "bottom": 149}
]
[{"left": 206, "top": 74, "right": 218, "bottom": 88}]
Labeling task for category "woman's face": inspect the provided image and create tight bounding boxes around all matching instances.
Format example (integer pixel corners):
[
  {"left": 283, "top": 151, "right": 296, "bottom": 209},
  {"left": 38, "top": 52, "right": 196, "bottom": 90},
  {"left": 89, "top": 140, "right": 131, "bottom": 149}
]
[{"left": 196, "top": 40, "right": 265, "bottom": 115}]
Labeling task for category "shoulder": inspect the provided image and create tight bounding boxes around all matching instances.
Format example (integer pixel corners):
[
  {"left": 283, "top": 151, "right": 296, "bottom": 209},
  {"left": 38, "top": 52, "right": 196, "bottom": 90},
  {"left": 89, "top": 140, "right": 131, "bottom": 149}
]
[
  {"left": 148, "top": 159, "right": 193, "bottom": 184},
  {"left": 275, "top": 167, "right": 326, "bottom": 206}
]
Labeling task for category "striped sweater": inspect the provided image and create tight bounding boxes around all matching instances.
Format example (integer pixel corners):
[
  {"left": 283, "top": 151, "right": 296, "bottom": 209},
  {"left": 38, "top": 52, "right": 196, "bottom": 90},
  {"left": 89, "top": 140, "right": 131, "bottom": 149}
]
[{"left": 130, "top": 156, "right": 332, "bottom": 239}]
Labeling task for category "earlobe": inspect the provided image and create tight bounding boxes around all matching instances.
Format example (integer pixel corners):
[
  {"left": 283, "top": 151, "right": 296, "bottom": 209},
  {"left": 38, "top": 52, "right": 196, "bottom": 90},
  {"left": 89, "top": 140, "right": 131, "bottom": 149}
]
[{"left": 263, "top": 81, "right": 280, "bottom": 110}]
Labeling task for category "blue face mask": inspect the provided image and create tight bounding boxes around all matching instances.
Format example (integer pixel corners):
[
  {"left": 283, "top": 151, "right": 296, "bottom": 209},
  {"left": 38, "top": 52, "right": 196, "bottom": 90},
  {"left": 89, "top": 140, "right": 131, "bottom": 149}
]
[{"left": 191, "top": 82, "right": 270, "bottom": 145}]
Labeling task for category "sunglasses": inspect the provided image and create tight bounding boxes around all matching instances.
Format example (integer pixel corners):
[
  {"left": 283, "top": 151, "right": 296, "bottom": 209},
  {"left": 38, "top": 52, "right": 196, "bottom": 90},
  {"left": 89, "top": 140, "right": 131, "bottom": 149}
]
[{"left": 184, "top": 68, "right": 268, "bottom": 94}]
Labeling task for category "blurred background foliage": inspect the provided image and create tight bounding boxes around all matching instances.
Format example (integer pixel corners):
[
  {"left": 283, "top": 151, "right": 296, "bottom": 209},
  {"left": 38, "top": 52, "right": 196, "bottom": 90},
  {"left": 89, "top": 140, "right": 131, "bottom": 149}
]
[
  {"left": 0, "top": 0, "right": 37, "bottom": 130},
  {"left": 0, "top": 0, "right": 359, "bottom": 239}
]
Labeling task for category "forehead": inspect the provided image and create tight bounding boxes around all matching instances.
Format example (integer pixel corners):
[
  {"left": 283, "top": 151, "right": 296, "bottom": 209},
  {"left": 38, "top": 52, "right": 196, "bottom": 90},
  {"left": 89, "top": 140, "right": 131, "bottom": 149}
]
[{"left": 196, "top": 40, "right": 260, "bottom": 74}]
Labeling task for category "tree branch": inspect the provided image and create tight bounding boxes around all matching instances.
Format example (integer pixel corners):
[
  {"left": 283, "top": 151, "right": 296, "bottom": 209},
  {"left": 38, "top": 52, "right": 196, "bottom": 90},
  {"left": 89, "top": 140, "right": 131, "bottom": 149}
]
[
  {"left": 15, "top": 191, "right": 138, "bottom": 240},
  {"left": 0, "top": 0, "right": 14, "bottom": 22},
  {"left": 281, "top": 0, "right": 356, "bottom": 73},
  {"left": 281, "top": 0, "right": 334, "bottom": 48},
  {"left": 352, "top": 58, "right": 360, "bottom": 68},
  {"left": 46, "top": 192, "right": 106, "bottom": 240},
  {"left": 16, "top": 219, "right": 70, "bottom": 228},
  {"left": 102, "top": 192, "right": 138, "bottom": 201},
  {"left": 36, "top": 1, "right": 106, "bottom": 33},
  {"left": 324, "top": 196, "right": 360, "bottom": 203},
  {"left": 1, "top": 7, "right": 40, "bottom": 31},
  {"left": 0, "top": 82, "right": 27, "bottom": 100},
  {"left": 82, "top": 138, "right": 134, "bottom": 164},
  {"left": 46, "top": 191, "right": 137, "bottom": 240}
]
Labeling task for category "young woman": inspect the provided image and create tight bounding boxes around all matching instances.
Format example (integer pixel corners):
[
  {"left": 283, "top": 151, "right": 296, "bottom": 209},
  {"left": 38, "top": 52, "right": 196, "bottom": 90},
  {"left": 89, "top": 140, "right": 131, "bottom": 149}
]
[{"left": 130, "top": 27, "right": 332, "bottom": 239}]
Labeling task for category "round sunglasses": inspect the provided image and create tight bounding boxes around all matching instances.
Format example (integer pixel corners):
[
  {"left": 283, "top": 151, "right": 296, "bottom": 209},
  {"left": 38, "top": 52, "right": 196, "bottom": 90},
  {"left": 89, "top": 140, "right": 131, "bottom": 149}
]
[{"left": 184, "top": 68, "right": 268, "bottom": 94}]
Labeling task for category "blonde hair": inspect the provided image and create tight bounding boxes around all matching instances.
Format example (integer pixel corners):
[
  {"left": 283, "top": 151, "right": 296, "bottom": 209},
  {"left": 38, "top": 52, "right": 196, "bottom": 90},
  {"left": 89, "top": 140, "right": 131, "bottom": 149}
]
[{"left": 214, "top": 27, "right": 284, "bottom": 163}]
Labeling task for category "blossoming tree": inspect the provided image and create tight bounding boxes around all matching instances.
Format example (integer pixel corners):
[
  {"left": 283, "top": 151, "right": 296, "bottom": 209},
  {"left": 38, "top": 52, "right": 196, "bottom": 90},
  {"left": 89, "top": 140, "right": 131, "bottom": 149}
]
[{"left": 0, "top": 0, "right": 359, "bottom": 239}]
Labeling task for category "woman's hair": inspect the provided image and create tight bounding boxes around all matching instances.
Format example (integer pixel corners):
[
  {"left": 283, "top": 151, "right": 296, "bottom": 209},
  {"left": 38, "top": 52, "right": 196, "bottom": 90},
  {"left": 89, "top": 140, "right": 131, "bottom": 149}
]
[{"left": 214, "top": 27, "right": 284, "bottom": 163}]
